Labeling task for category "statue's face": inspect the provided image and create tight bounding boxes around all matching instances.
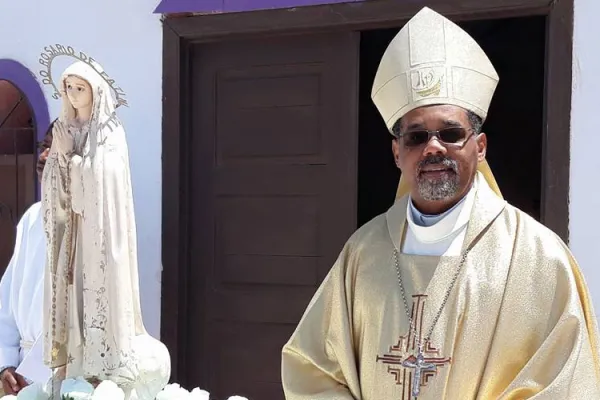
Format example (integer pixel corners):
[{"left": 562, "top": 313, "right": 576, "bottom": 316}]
[{"left": 65, "top": 75, "right": 92, "bottom": 110}]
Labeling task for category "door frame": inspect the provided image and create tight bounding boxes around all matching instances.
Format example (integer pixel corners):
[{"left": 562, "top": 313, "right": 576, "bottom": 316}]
[{"left": 161, "top": 0, "right": 573, "bottom": 382}]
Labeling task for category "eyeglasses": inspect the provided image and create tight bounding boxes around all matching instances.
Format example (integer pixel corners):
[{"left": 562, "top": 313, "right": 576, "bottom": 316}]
[{"left": 397, "top": 127, "right": 475, "bottom": 148}]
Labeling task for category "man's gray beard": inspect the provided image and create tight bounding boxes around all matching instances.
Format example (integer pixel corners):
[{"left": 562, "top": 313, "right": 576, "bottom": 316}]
[{"left": 416, "top": 172, "right": 460, "bottom": 201}]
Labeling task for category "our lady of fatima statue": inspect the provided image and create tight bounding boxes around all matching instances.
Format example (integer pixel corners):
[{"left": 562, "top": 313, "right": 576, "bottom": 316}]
[{"left": 41, "top": 61, "right": 170, "bottom": 400}]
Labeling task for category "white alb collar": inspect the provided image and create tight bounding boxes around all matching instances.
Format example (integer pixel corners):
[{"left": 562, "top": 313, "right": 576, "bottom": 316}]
[{"left": 406, "top": 179, "right": 478, "bottom": 244}]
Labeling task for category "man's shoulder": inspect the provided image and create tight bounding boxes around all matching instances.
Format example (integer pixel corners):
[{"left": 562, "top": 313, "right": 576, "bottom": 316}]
[
  {"left": 501, "top": 203, "right": 585, "bottom": 300},
  {"left": 502, "top": 202, "right": 571, "bottom": 263},
  {"left": 503, "top": 202, "right": 563, "bottom": 241},
  {"left": 328, "top": 212, "right": 389, "bottom": 275},
  {"left": 346, "top": 212, "right": 389, "bottom": 248}
]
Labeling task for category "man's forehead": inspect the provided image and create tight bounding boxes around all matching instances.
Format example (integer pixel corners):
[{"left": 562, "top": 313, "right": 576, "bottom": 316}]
[{"left": 401, "top": 105, "right": 469, "bottom": 129}]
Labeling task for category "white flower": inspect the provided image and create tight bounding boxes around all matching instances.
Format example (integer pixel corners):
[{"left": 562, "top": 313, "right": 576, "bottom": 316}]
[
  {"left": 155, "top": 383, "right": 191, "bottom": 400},
  {"left": 60, "top": 377, "right": 94, "bottom": 400},
  {"left": 17, "top": 383, "right": 50, "bottom": 400},
  {"left": 91, "top": 380, "right": 124, "bottom": 400},
  {"left": 189, "top": 388, "right": 210, "bottom": 400}
]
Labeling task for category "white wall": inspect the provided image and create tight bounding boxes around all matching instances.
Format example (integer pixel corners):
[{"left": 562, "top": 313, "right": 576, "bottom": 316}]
[
  {"left": 0, "top": 0, "right": 164, "bottom": 337},
  {"left": 571, "top": 0, "right": 600, "bottom": 315},
  {"left": 1, "top": 0, "right": 597, "bottom": 337}
]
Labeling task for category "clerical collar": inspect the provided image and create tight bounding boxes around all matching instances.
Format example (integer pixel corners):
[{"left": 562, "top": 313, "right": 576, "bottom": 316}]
[
  {"left": 406, "top": 179, "right": 477, "bottom": 244},
  {"left": 409, "top": 196, "right": 465, "bottom": 227}
]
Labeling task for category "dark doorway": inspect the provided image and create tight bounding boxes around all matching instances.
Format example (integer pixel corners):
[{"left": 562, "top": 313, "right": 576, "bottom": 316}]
[
  {"left": 0, "top": 80, "right": 37, "bottom": 275},
  {"left": 358, "top": 16, "right": 546, "bottom": 226}
]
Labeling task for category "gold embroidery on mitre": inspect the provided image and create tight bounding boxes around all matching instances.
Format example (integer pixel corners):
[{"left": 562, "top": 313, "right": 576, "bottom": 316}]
[{"left": 411, "top": 68, "right": 443, "bottom": 98}]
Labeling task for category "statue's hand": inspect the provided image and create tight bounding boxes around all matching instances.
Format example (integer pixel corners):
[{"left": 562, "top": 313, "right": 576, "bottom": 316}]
[{"left": 52, "top": 120, "right": 74, "bottom": 156}]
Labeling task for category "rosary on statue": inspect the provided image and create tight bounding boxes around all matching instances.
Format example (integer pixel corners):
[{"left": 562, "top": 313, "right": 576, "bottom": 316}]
[{"left": 392, "top": 249, "right": 470, "bottom": 399}]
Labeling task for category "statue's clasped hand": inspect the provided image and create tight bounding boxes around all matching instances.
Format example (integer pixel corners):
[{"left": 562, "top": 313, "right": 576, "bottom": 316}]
[{"left": 52, "top": 120, "right": 75, "bottom": 156}]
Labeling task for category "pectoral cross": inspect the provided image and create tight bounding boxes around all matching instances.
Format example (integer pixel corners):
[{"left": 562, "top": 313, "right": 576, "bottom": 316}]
[
  {"left": 402, "top": 351, "right": 436, "bottom": 398},
  {"left": 376, "top": 295, "right": 451, "bottom": 400}
]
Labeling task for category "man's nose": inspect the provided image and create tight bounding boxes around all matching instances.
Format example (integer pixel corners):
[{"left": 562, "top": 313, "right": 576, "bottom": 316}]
[{"left": 422, "top": 136, "right": 447, "bottom": 156}]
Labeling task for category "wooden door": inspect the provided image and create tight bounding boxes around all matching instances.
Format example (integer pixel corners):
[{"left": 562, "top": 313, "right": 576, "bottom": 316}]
[
  {"left": 0, "top": 81, "right": 36, "bottom": 275},
  {"left": 187, "top": 32, "right": 359, "bottom": 399}
]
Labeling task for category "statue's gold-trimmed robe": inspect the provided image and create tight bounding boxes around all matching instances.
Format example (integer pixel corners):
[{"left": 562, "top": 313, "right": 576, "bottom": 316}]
[{"left": 282, "top": 174, "right": 600, "bottom": 399}]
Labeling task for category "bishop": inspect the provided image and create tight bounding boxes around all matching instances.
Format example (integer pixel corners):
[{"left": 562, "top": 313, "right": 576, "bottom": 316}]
[{"left": 281, "top": 7, "right": 600, "bottom": 399}]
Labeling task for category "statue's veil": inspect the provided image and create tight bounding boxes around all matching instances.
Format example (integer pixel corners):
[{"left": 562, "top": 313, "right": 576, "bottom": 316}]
[{"left": 43, "top": 61, "right": 145, "bottom": 385}]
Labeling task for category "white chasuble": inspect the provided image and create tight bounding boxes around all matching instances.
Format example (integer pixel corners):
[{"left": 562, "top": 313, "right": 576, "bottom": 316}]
[
  {"left": 0, "top": 202, "right": 47, "bottom": 379},
  {"left": 282, "top": 173, "right": 600, "bottom": 399}
]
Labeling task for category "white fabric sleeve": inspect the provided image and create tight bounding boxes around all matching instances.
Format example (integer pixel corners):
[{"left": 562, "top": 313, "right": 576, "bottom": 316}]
[{"left": 0, "top": 214, "right": 27, "bottom": 368}]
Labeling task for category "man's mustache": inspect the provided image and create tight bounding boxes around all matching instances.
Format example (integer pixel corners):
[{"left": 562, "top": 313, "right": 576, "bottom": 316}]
[{"left": 416, "top": 155, "right": 458, "bottom": 175}]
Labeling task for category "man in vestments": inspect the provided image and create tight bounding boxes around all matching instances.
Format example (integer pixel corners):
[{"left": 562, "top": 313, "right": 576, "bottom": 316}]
[
  {"left": 281, "top": 7, "right": 600, "bottom": 399},
  {"left": 0, "top": 122, "right": 54, "bottom": 395}
]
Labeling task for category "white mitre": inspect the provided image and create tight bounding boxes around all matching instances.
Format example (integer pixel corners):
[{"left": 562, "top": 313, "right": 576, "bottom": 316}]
[{"left": 371, "top": 7, "right": 499, "bottom": 132}]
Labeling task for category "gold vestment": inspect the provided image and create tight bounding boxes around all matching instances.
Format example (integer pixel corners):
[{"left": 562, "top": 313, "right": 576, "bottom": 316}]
[{"left": 282, "top": 174, "right": 600, "bottom": 399}]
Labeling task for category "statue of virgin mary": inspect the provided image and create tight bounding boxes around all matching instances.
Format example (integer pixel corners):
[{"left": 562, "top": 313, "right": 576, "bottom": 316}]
[{"left": 41, "top": 61, "right": 170, "bottom": 399}]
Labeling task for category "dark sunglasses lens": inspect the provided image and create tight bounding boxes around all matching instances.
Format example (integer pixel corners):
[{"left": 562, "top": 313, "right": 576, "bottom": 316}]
[
  {"left": 439, "top": 128, "right": 467, "bottom": 143},
  {"left": 403, "top": 131, "right": 429, "bottom": 147}
]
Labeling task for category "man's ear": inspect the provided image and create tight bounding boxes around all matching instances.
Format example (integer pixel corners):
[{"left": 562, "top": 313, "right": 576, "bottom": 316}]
[
  {"left": 476, "top": 132, "right": 487, "bottom": 162},
  {"left": 392, "top": 138, "right": 401, "bottom": 167}
]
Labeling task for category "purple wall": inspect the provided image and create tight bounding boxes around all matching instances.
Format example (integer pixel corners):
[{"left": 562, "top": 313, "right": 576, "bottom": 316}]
[{"left": 155, "top": 0, "right": 362, "bottom": 13}]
